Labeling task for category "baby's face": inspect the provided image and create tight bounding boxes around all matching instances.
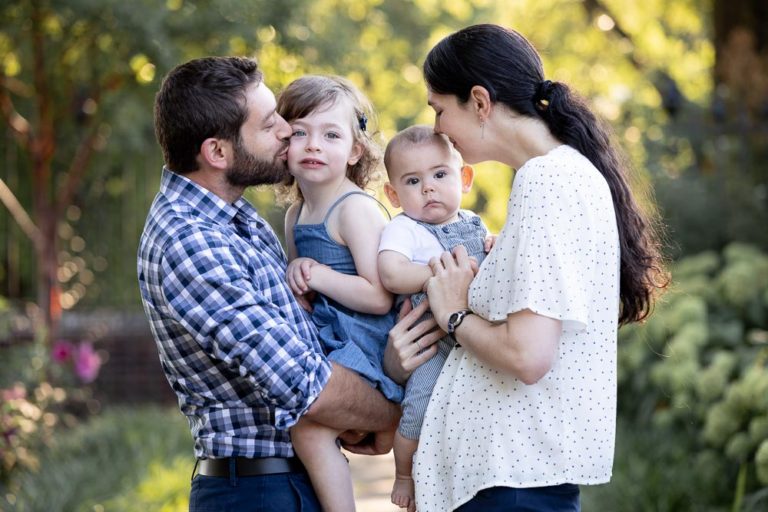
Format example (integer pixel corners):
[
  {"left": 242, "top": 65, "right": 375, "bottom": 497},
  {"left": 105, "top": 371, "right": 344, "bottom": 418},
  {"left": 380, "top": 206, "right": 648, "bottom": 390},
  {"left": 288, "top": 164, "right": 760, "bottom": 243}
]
[{"left": 386, "top": 142, "right": 469, "bottom": 225}]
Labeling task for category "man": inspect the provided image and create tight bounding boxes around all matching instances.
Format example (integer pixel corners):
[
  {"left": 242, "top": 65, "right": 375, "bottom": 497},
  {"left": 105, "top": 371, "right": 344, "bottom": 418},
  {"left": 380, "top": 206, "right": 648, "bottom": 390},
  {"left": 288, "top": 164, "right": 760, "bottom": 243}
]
[{"left": 138, "top": 56, "right": 424, "bottom": 510}]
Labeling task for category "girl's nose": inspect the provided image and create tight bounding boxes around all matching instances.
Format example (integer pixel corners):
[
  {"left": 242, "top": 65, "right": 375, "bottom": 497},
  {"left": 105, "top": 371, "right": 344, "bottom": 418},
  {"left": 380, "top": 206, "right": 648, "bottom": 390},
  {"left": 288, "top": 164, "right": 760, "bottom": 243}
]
[{"left": 306, "top": 135, "right": 321, "bottom": 152}]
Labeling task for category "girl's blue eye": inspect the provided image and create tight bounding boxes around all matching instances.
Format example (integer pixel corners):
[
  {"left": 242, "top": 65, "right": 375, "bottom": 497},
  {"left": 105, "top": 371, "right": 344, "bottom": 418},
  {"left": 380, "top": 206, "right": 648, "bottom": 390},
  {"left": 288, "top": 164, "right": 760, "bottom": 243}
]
[
  {"left": 291, "top": 129, "right": 306, "bottom": 137},
  {"left": 326, "top": 132, "right": 340, "bottom": 139}
]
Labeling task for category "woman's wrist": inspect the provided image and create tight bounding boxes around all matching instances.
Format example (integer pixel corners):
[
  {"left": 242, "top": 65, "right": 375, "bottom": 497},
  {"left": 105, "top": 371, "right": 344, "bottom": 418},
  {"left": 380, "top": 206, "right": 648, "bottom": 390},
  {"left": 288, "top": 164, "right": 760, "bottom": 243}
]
[{"left": 436, "top": 303, "right": 469, "bottom": 331}]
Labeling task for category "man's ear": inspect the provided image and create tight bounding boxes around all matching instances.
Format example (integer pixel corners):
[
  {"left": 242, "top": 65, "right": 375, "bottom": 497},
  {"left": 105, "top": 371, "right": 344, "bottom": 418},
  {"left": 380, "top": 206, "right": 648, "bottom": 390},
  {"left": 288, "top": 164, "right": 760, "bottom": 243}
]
[
  {"left": 383, "top": 182, "right": 401, "bottom": 208},
  {"left": 460, "top": 165, "right": 475, "bottom": 193},
  {"left": 469, "top": 85, "right": 492, "bottom": 120},
  {"left": 199, "top": 137, "right": 230, "bottom": 170}
]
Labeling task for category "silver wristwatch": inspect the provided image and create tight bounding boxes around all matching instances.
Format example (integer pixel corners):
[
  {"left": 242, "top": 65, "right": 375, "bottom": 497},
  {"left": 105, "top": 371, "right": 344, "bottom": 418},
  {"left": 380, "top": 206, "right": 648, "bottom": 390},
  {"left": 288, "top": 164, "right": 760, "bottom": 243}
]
[{"left": 447, "top": 309, "right": 473, "bottom": 346}]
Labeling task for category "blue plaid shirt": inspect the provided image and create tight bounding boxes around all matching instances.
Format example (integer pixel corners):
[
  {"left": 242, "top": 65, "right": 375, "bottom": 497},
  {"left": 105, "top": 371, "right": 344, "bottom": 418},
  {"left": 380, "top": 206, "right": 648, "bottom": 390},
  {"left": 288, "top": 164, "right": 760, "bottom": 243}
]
[{"left": 137, "top": 168, "right": 332, "bottom": 458}]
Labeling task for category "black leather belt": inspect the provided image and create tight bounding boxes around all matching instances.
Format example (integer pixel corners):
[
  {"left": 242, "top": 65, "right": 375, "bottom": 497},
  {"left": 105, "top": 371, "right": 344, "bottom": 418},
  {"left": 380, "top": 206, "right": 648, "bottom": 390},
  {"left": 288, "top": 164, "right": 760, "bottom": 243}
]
[{"left": 196, "top": 457, "right": 306, "bottom": 477}]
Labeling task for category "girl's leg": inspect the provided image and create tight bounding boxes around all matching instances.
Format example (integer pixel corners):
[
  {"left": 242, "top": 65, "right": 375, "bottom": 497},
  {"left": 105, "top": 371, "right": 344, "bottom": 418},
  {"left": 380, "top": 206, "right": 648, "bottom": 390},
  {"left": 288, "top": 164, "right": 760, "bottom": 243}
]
[
  {"left": 292, "top": 417, "right": 355, "bottom": 512},
  {"left": 391, "top": 431, "right": 419, "bottom": 512}
]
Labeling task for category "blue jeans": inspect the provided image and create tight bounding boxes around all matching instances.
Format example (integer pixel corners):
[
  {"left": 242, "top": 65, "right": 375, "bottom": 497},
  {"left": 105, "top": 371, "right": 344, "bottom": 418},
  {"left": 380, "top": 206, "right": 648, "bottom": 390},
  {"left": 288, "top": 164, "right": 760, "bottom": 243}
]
[
  {"left": 189, "top": 472, "right": 321, "bottom": 512},
  {"left": 454, "top": 484, "right": 580, "bottom": 512}
]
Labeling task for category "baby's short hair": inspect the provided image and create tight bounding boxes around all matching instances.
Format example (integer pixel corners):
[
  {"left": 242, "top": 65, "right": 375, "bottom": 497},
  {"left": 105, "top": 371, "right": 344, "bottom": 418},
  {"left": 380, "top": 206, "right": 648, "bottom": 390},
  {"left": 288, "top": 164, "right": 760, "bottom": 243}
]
[{"left": 384, "top": 125, "right": 459, "bottom": 178}]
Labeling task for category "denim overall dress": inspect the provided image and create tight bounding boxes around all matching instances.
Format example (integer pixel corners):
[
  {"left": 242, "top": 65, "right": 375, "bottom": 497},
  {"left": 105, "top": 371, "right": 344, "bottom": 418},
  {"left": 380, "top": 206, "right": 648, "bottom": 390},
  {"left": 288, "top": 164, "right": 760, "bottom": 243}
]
[
  {"left": 293, "top": 191, "right": 403, "bottom": 403},
  {"left": 398, "top": 210, "right": 488, "bottom": 439}
]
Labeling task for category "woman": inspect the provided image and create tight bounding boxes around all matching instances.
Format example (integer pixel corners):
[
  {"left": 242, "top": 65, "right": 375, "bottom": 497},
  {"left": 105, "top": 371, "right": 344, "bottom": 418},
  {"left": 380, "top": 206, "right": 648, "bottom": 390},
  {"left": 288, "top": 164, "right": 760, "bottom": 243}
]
[{"left": 387, "top": 24, "right": 667, "bottom": 511}]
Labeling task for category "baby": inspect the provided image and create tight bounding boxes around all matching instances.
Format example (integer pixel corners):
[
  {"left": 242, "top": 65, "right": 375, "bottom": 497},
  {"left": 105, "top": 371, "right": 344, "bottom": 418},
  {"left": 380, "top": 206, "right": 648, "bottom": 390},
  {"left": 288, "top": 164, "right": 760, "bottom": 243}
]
[{"left": 378, "top": 125, "right": 493, "bottom": 512}]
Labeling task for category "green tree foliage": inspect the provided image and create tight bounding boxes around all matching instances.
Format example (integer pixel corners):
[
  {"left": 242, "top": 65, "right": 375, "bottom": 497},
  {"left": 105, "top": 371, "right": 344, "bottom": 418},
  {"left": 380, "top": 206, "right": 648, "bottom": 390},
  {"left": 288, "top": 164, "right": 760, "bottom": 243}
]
[{"left": 618, "top": 243, "right": 768, "bottom": 510}]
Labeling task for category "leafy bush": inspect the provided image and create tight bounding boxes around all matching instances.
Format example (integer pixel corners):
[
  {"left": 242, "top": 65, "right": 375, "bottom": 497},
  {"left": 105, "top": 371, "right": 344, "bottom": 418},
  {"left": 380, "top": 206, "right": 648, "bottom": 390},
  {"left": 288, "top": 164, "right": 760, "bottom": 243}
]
[
  {"left": 616, "top": 243, "right": 768, "bottom": 511},
  {"left": 0, "top": 406, "right": 190, "bottom": 511}
]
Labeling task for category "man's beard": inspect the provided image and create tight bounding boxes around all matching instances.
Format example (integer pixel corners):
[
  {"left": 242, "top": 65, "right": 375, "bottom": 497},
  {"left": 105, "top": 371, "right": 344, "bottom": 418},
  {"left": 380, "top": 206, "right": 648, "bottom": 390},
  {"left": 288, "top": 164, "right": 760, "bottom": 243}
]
[{"left": 225, "top": 138, "right": 288, "bottom": 187}]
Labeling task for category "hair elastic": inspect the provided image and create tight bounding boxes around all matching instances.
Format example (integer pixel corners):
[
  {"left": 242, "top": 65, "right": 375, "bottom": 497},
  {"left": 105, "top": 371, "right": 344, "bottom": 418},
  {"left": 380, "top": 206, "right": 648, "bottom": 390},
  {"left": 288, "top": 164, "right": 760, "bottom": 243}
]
[
  {"left": 358, "top": 112, "right": 368, "bottom": 132},
  {"left": 533, "top": 80, "right": 554, "bottom": 104}
]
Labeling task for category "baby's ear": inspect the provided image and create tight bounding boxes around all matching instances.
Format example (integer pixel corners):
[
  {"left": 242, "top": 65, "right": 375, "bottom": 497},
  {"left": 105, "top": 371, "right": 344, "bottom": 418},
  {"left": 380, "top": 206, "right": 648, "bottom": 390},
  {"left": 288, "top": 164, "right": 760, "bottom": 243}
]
[
  {"left": 383, "top": 182, "right": 401, "bottom": 208},
  {"left": 460, "top": 165, "right": 475, "bottom": 193}
]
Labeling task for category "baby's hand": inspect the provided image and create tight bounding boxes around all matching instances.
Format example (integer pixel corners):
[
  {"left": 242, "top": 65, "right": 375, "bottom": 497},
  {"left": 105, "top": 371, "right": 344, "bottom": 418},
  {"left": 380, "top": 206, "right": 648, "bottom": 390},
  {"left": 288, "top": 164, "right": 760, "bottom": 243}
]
[
  {"left": 484, "top": 234, "right": 498, "bottom": 253},
  {"left": 286, "top": 257, "right": 318, "bottom": 296}
]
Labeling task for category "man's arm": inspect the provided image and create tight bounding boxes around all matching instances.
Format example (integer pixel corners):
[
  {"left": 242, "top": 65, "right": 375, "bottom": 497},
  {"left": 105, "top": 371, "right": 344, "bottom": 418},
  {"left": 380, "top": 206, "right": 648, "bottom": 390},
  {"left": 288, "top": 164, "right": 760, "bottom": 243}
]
[{"left": 303, "top": 362, "right": 400, "bottom": 432}]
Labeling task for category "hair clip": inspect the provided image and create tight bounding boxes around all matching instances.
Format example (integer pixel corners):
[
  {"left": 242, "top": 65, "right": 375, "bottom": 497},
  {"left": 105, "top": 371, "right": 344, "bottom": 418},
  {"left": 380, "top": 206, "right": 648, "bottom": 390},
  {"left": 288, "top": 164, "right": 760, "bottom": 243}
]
[{"left": 358, "top": 113, "right": 368, "bottom": 132}]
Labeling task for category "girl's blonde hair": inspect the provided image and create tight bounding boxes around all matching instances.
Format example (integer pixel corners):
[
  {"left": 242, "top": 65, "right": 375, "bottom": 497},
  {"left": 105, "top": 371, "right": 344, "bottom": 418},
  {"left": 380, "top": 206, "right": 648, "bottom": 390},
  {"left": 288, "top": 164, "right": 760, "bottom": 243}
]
[{"left": 276, "top": 75, "right": 383, "bottom": 205}]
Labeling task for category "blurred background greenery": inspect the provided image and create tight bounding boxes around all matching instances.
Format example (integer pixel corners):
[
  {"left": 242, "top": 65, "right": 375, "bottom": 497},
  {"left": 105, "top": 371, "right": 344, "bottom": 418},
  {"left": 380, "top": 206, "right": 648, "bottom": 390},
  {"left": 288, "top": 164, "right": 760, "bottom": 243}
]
[{"left": 0, "top": 0, "right": 767, "bottom": 510}]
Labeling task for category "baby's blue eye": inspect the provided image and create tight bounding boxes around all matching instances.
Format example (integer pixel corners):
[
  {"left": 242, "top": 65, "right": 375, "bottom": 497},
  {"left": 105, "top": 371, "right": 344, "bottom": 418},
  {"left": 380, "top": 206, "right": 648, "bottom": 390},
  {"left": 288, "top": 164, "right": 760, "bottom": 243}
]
[
  {"left": 435, "top": 170, "right": 447, "bottom": 179},
  {"left": 406, "top": 178, "right": 420, "bottom": 186}
]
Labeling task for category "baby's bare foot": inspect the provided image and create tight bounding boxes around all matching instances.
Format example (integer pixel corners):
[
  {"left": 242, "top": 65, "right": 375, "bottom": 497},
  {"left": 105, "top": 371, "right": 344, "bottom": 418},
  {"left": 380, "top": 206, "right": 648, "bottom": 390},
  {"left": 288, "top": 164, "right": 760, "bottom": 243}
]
[{"left": 391, "top": 475, "right": 416, "bottom": 512}]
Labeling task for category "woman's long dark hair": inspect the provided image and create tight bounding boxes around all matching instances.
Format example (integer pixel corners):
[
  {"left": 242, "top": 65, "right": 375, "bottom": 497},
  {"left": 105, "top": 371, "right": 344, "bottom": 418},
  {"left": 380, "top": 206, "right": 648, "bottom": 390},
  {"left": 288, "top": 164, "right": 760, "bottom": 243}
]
[{"left": 424, "top": 24, "right": 668, "bottom": 325}]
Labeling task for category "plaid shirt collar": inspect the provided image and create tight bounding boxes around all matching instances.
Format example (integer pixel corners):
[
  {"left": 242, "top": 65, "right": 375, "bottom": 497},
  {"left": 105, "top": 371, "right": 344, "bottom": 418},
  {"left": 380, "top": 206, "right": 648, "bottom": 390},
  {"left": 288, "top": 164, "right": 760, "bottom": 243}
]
[{"left": 160, "top": 167, "right": 257, "bottom": 227}]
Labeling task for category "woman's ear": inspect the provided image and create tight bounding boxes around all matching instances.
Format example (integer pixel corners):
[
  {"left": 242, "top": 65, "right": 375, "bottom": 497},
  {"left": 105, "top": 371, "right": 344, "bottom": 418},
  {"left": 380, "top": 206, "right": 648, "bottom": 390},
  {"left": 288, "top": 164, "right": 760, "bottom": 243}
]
[
  {"left": 469, "top": 85, "right": 492, "bottom": 121},
  {"left": 460, "top": 165, "right": 475, "bottom": 193},
  {"left": 383, "top": 182, "right": 401, "bottom": 208},
  {"left": 199, "top": 137, "right": 230, "bottom": 170}
]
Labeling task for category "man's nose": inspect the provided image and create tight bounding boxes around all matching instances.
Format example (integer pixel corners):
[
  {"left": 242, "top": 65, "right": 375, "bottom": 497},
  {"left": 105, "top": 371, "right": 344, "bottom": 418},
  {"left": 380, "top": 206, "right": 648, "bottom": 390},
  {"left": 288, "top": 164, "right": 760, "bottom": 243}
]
[{"left": 276, "top": 115, "right": 292, "bottom": 140}]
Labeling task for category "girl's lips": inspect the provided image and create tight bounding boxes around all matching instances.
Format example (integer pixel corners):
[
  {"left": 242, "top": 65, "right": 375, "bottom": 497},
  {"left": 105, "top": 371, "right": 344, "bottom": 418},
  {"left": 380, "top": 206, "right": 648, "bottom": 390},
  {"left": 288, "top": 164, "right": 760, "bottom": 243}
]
[{"left": 300, "top": 158, "right": 326, "bottom": 166}]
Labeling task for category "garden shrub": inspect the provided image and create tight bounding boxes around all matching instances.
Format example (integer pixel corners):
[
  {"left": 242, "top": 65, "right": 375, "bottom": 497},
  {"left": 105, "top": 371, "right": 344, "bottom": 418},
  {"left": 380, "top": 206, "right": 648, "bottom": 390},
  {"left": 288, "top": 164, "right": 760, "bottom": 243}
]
[{"left": 616, "top": 242, "right": 768, "bottom": 511}]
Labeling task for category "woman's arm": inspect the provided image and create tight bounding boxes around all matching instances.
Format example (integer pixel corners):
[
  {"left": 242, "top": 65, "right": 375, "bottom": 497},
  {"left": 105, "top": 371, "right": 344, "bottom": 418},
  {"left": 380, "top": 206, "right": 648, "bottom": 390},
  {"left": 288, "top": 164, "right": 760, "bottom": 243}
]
[
  {"left": 426, "top": 246, "right": 561, "bottom": 384},
  {"left": 378, "top": 250, "right": 433, "bottom": 294},
  {"left": 305, "top": 195, "right": 393, "bottom": 315}
]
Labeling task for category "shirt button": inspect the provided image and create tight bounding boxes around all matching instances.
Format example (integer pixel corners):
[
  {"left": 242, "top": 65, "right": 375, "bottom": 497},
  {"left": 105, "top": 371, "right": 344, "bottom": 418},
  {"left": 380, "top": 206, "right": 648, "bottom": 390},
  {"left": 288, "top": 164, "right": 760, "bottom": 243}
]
[{"left": 442, "top": 226, "right": 449, "bottom": 233}]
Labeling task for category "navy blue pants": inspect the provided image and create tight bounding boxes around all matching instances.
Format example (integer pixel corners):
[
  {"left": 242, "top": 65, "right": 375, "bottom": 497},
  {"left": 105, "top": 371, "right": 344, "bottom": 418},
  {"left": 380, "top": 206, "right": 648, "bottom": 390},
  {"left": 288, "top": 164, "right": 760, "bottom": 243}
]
[
  {"left": 454, "top": 484, "right": 580, "bottom": 512},
  {"left": 189, "top": 471, "right": 321, "bottom": 512}
]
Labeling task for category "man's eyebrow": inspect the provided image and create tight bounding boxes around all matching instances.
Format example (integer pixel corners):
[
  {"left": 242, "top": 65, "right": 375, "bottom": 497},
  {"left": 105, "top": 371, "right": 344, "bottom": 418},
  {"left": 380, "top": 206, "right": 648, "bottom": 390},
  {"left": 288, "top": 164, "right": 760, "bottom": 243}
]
[{"left": 261, "top": 108, "right": 276, "bottom": 124}]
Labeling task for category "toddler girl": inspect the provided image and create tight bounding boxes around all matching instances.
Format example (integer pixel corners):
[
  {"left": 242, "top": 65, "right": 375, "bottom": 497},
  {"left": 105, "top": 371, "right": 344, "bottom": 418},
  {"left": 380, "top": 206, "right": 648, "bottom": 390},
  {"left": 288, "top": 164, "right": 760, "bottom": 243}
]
[{"left": 277, "top": 75, "right": 401, "bottom": 512}]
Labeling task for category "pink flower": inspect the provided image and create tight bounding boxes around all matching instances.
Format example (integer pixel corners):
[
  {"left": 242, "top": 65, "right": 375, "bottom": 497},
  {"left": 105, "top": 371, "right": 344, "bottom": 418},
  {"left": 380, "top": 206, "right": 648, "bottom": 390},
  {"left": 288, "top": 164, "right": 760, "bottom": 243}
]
[
  {"left": 74, "top": 342, "right": 102, "bottom": 383},
  {"left": 51, "top": 340, "right": 75, "bottom": 363}
]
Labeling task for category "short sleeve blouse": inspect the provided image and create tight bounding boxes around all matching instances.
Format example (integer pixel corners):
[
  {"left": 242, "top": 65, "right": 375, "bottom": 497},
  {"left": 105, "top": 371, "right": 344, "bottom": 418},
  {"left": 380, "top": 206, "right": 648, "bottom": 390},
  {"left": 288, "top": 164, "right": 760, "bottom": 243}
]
[{"left": 414, "top": 145, "right": 621, "bottom": 511}]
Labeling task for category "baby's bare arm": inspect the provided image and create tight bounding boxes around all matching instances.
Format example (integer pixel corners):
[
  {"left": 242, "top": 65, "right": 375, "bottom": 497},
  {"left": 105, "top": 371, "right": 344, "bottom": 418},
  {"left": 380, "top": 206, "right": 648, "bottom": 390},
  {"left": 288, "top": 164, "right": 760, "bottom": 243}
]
[{"left": 378, "top": 250, "right": 434, "bottom": 295}]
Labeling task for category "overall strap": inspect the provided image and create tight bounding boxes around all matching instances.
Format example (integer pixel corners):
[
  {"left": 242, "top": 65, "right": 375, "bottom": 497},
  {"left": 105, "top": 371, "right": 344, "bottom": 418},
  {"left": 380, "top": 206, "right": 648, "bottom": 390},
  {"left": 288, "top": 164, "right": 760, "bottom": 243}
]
[{"left": 322, "top": 191, "right": 392, "bottom": 224}]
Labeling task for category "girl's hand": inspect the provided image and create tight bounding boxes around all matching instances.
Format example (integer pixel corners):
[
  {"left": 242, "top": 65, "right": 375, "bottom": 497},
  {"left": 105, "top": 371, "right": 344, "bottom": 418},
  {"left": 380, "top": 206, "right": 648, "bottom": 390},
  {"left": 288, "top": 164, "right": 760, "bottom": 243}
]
[
  {"left": 484, "top": 233, "right": 498, "bottom": 253},
  {"left": 286, "top": 257, "right": 318, "bottom": 296},
  {"left": 383, "top": 300, "right": 444, "bottom": 385},
  {"left": 426, "top": 245, "right": 475, "bottom": 331}
]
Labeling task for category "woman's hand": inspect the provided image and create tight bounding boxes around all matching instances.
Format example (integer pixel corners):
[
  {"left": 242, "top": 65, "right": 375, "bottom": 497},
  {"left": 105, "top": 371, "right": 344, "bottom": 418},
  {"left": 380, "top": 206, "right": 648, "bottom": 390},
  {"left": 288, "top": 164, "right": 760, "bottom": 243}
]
[
  {"left": 383, "top": 300, "right": 444, "bottom": 385},
  {"left": 426, "top": 245, "right": 476, "bottom": 331}
]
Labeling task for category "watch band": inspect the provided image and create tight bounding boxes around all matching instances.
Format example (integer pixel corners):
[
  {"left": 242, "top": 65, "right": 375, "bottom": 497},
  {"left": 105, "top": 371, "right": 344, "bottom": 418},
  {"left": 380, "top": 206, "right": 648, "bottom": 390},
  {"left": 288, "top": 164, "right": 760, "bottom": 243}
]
[{"left": 447, "top": 309, "right": 473, "bottom": 345}]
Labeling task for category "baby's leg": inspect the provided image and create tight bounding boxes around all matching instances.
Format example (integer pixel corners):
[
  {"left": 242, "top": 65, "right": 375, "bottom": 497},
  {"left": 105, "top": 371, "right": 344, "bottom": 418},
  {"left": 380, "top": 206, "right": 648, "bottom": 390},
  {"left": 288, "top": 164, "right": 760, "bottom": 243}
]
[
  {"left": 391, "top": 336, "right": 453, "bottom": 511},
  {"left": 292, "top": 417, "right": 355, "bottom": 512},
  {"left": 391, "top": 432, "right": 419, "bottom": 512}
]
